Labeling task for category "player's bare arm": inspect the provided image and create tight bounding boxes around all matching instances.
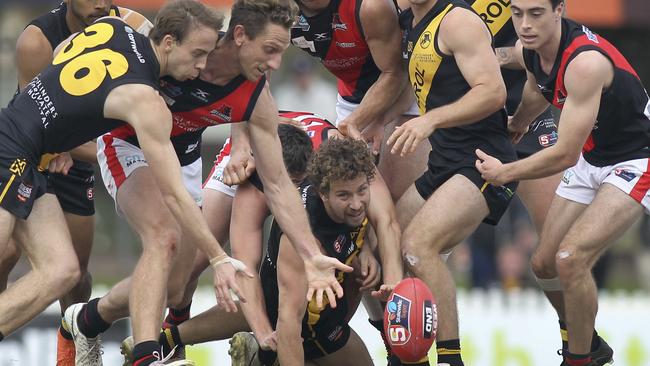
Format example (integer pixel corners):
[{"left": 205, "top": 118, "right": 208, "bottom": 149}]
[
  {"left": 104, "top": 83, "right": 253, "bottom": 312},
  {"left": 276, "top": 234, "right": 309, "bottom": 366},
  {"left": 388, "top": 8, "right": 506, "bottom": 156},
  {"left": 15, "top": 25, "right": 52, "bottom": 90},
  {"left": 477, "top": 51, "right": 614, "bottom": 185},
  {"left": 248, "top": 84, "right": 353, "bottom": 306},
  {"left": 339, "top": 0, "right": 407, "bottom": 133},
  {"left": 366, "top": 172, "right": 403, "bottom": 299},
  {"left": 496, "top": 46, "right": 523, "bottom": 70},
  {"left": 223, "top": 122, "right": 255, "bottom": 186}
]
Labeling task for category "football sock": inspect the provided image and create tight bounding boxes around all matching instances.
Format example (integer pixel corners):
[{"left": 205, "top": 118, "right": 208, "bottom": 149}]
[
  {"left": 159, "top": 325, "right": 184, "bottom": 355},
  {"left": 164, "top": 302, "right": 191, "bottom": 327},
  {"left": 77, "top": 298, "right": 110, "bottom": 338},
  {"left": 132, "top": 341, "right": 160, "bottom": 366},
  {"left": 436, "top": 339, "right": 463, "bottom": 366}
]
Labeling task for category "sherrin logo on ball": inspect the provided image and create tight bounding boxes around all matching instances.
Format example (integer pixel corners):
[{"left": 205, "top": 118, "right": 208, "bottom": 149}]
[{"left": 384, "top": 278, "right": 437, "bottom": 362}]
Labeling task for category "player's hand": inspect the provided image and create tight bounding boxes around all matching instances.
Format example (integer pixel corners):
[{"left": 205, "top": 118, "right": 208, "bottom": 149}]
[
  {"left": 47, "top": 152, "right": 73, "bottom": 175},
  {"left": 223, "top": 149, "right": 255, "bottom": 186},
  {"left": 355, "top": 247, "right": 381, "bottom": 291},
  {"left": 508, "top": 116, "right": 529, "bottom": 144},
  {"left": 257, "top": 331, "right": 278, "bottom": 351},
  {"left": 338, "top": 119, "right": 363, "bottom": 140},
  {"left": 387, "top": 115, "right": 434, "bottom": 156},
  {"left": 303, "top": 254, "right": 353, "bottom": 309},
  {"left": 212, "top": 256, "right": 255, "bottom": 313},
  {"left": 371, "top": 283, "right": 398, "bottom": 302},
  {"left": 475, "top": 149, "right": 507, "bottom": 186},
  {"left": 361, "top": 123, "right": 385, "bottom": 157}
]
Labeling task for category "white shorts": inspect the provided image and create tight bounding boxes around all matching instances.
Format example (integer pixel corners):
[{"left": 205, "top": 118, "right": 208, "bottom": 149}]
[
  {"left": 334, "top": 94, "right": 419, "bottom": 126},
  {"left": 97, "top": 135, "right": 203, "bottom": 213},
  {"left": 203, "top": 138, "right": 238, "bottom": 198},
  {"left": 557, "top": 155, "right": 650, "bottom": 214}
]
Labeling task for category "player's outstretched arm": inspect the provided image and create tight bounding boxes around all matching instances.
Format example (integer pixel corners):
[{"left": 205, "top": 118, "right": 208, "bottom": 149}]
[
  {"left": 247, "top": 84, "right": 353, "bottom": 305},
  {"left": 104, "top": 83, "right": 254, "bottom": 312},
  {"left": 366, "top": 171, "right": 403, "bottom": 300},
  {"left": 276, "top": 234, "right": 309, "bottom": 366}
]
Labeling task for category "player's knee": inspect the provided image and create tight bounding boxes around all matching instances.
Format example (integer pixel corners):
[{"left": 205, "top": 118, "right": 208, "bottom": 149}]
[
  {"left": 48, "top": 260, "right": 81, "bottom": 296},
  {"left": 530, "top": 250, "right": 557, "bottom": 278},
  {"left": 141, "top": 227, "right": 181, "bottom": 260},
  {"left": 555, "top": 246, "right": 582, "bottom": 282}
]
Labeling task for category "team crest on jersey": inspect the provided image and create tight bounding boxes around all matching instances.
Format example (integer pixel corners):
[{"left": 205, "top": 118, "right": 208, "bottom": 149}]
[
  {"left": 210, "top": 104, "right": 233, "bottom": 122},
  {"left": 331, "top": 13, "right": 347, "bottom": 31},
  {"left": 538, "top": 131, "right": 558, "bottom": 147},
  {"left": 87, "top": 187, "right": 94, "bottom": 201},
  {"left": 420, "top": 31, "right": 432, "bottom": 49},
  {"left": 614, "top": 169, "right": 637, "bottom": 182},
  {"left": 293, "top": 15, "right": 310, "bottom": 31}
]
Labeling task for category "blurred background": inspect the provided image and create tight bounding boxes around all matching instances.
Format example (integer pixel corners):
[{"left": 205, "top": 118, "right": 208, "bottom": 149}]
[{"left": 0, "top": 0, "right": 649, "bottom": 365}]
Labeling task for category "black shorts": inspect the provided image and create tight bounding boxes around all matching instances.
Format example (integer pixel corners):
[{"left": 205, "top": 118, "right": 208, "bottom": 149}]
[
  {"left": 46, "top": 160, "right": 95, "bottom": 216},
  {"left": 0, "top": 156, "right": 48, "bottom": 219},
  {"left": 514, "top": 108, "right": 557, "bottom": 158},
  {"left": 415, "top": 166, "right": 518, "bottom": 225}
]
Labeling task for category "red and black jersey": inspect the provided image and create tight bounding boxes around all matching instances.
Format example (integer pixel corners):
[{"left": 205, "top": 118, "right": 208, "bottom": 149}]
[
  {"left": 523, "top": 18, "right": 650, "bottom": 167},
  {"left": 107, "top": 74, "right": 266, "bottom": 166},
  {"left": 291, "top": 0, "right": 380, "bottom": 104}
]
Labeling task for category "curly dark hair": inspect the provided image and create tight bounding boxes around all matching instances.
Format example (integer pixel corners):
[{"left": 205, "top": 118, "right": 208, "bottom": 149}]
[
  {"left": 308, "top": 137, "right": 375, "bottom": 194},
  {"left": 225, "top": 0, "right": 298, "bottom": 40}
]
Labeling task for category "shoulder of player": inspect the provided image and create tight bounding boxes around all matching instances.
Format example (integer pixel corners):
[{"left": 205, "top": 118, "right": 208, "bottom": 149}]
[
  {"left": 359, "top": 0, "right": 399, "bottom": 36},
  {"left": 16, "top": 25, "right": 52, "bottom": 60},
  {"left": 564, "top": 51, "right": 612, "bottom": 93},
  {"left": 438, "top": 6, "right": 489, "bottom": 50}
]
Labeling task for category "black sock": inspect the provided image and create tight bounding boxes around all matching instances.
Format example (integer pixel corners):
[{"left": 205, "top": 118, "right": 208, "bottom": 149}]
[
  {"left": 59, "top": 319, "right": 73, "bottom": 340},
  {"left": 164, "top": 302, "right": 191, "bottom": 326},
  {"left": 77, "top": 298, "right": 111, "bottom": 338},
  {"left": 133, "top": 340, "right": 160, "bottom": 366},
  {"left": 559, "top": 319, "right": 569, "bottom": 351},
  {"left": 565, "top": 351, "right": 592, "bottom": 366},
  {"left": 590, "top": 330, "right": 601, "bottom": 352},
  {"left": 159, "top": 325, "right": 184, "bottom": 355},
  {"left": 436, "top": 339, "right": 464, "bottom": 366},
  {"left": 401, "top": 357, "right": 429, "bottom": 366}
]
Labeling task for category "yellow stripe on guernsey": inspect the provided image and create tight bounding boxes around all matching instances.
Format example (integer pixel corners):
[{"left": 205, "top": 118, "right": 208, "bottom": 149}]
[
  {"left": 408, "top": 4, "right": 453, "bottom": 115},
  {"left": 307, "top": 218, "right": 368, "bottom": 326},
  {"left": 470, "top": 0, "right": 512, "bottom": 36}
]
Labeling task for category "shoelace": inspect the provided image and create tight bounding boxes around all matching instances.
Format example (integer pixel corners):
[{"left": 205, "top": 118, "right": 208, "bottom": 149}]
[
  {"left": 152, "top": 345, "right": 178, "bottom": 364},
  {"left": 79, "top": 339, "right": 104, "bottom": 362}
]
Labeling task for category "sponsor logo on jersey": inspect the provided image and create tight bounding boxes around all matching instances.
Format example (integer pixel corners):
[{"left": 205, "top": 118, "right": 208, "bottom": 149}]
[
  {"left": 582, "top": 25, "right": 599, "bottom": 43},
  {"left": 336, "top": 41, "right": 356, "bottom": 48},
  {"left": 327, "top": 325, "right": 344, "bottom": 341},
  {"left": 475, "top": 0, "right": 511, "bottom": 25},
  {"left": 86, "top": 187, "right": 94, "bottom": 200},
  {"left": 17, "top": 182, "right": 32, "bottom": 203},
  {"left": 315, "top": 33, "right": 330, "bottom": 41},
  {"left": 293, "top": 15, "right": 310, "bottom": 31},
  {"left": 210, "top": 104, "right": 233, "bottom": 123},
  {"left": 322, "top": 56, "right": 363, "bottom": 70},
  {"left": 386, "top": 293, "right": 412, "bottom": 345},
  {"left": 614, "top": 168, "right": 637, "bottom": 182},
  {"left": 292, "top": 36, "right": 316, "bottom": 52},
  {"left": 331, "top": 13, "right": 348, "bottom": 31},
  {"left": 538, "top": 131, "right": 558, "bottom": 147},
  {"left": 191, "top": 89, "right": 210, "bottom": 102},
  {"left": 185, "top": 141, "right": 199, "bottom": 154},
  {"left": 125, "top": 27, "right": 146, "bottom": 64}
]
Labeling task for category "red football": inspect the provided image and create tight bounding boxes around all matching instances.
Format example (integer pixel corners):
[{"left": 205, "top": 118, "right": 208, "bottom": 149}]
[{"left": 384, "top": 277, "right": 437, "bottom": 362}]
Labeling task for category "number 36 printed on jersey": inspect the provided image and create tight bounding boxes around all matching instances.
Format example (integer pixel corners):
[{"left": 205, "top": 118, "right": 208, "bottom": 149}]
[{"left": 53, "top": 22, "right": 128, "bottom": 96}]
